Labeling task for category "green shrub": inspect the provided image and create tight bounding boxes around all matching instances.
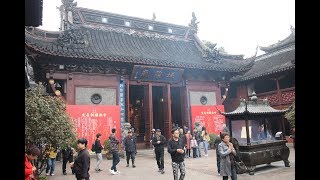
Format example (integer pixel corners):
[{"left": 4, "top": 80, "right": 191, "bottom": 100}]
[
  {"left": 285, "top": 101, "right": 295, "bottom": 128},
  {"left": 209, "top": 134, "right": 218, "bottom": 149},
  {"left": 103, "top": 139, "right": 125, "bottom": 159},
  {"left": 25, "top": 84, "right": 76, "bottom": 147},
  {"left": 103, "top": 139, "right": 111, "bottom": 152},
  {"left": 38, "top": 176, "right": 48, "bottom": 180},
  {"left": 71, "top": 140, "right": 78, "bottom": 150},
  {"left": 103, "top": 139, "right": 113, "bottom": 160}
]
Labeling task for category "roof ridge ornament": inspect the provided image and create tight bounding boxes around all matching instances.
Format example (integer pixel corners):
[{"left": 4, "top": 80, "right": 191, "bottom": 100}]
[
  {"left": 152, "top": 12, "right": 156, "bottom": 21},
  {"left": 290, "top": 25, "right": 295, "bottom": 35},
  {"left": 56, "top": 25, "right": 90, "bottom": 48},
  {"left": 189, "top": 12, "right": 199, "bottom": 34},
  {"left": 59, "top": 0, "right": 78, "bottom": 30},
  {"left": 253, "top": 45, "right": 259, "bottom": 57},
  {"left": 202, "top": 41, "right": 221, "bottom": 63}
]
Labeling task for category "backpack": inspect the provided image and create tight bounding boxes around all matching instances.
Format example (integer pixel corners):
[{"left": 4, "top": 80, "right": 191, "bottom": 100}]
[{"left": 91, "top": 141, "right": 96, "bottom": 152}]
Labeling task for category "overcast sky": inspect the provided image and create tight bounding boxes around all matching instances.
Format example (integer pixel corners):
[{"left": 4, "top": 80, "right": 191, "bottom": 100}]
[{"left": 39, "top": 0, "right": 295, "bottom": 58}]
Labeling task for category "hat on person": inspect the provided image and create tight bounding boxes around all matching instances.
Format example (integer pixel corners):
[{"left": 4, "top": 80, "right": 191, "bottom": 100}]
[
  {"left": 156, "top": 129, "right": 161, "bottom": 132},
  {"left": 152, "top": 129, "right": 156, "bottom": 132}
]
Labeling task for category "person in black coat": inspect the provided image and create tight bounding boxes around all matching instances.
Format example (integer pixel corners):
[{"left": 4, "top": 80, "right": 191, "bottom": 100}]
[
  {"left": 168, "top": 128, "right": 186, "bottom": 180},
  {"left": 94, "top": 133, "right": 104, "bottom": 172},
  {"left": 215, "top": 133, "right": 222, "bottom": 174},
  {"left": 70, "top": 138, "right": 90, "bottom": 180},
  {"left": 123, "top": 130, "right": 137, "bottom": 168},
  {"left": 61, "top": 141, "right": 74, "bottom": 175},
  {"left": 152, "top": 129, "right": 166, "bottom": 174}
]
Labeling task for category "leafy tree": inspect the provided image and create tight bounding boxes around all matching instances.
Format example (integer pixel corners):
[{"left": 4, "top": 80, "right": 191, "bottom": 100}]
[
  {"left": 285, "top": 101, "right": 295, "bottom": 127},
  {"left": 25, "top": 84, "right": 76, "bottom": 147},
  {"left": 25, "top": 84, "right": 77, "bottom": 176}
]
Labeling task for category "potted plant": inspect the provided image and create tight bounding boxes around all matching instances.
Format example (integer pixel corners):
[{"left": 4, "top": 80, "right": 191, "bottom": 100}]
[{"left": 103, "top": 139, "right": 113, "bottom": 160}]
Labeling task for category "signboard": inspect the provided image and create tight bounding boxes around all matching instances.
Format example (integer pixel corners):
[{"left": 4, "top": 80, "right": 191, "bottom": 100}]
[
  {"left": 131, "top": 65, "right": 184, "bottom": 83},
  {"left": 191, "top": 105, "right": 226, "bottom": 135},
  {"left": 66, "top": 105, "right": 121, "bottom": 149},
  {"left": 119, "top": 79, "right": 126, "bottom": 126}
]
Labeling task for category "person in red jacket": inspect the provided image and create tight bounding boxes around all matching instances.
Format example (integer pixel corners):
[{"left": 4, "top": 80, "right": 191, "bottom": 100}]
[{"left": 25, "top": 145, "right": 40, "bottom": 180}]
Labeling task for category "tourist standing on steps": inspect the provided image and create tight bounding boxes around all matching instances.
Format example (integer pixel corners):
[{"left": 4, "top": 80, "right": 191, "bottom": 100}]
[
  {"left": 168, "top": 128, "right": 186, "bottom": 180},
  {"left": 70, "top": 138, "right": 90, "bottom": 180},
  {"left": 123, "top": 129, "right": 137, "bottom": 168},
  {"left": 152, "top": 129, "right": 166, "bottom": 174},
  {"left": 109, "top": 128, "right": 121, "bottom": 175}
]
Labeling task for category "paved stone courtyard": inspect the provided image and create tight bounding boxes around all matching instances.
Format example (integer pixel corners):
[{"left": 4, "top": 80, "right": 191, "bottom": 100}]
[{"left": 43, "top": 144, "right": 295, "bottom": 180}]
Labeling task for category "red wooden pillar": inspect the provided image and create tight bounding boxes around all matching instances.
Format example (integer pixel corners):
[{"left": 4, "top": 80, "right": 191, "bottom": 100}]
[
  {"left": 185, "top": 85, "right": 191, "bottom": 130},
  {"left": 276, "top": 78, "right": 282, "bottom": 109},
  {"left": 276, "top": 78, "right": 286, "bottom": 137},
  {"left": 66, "top": 73, "right": 74, "bottom": 104},
  {"left": 163, "top": 84, "right": 172, "bottom": 140},
  {"left": 180, "top": 87, "right": 189, "bottom": 129},
  {"left": 144, "top": 83, "right": 153, "bottom": 146}
]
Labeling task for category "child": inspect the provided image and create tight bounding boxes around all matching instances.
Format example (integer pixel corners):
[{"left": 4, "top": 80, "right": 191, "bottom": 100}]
[{"left": 191, "top": 136, "right": 198, "bottom": 158}]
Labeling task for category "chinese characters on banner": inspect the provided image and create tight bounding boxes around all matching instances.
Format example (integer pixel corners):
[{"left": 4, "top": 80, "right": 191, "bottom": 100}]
[
  {"left": 119, "top": 80, "right": 126, "bottom": 126},
  {"left": 66, "top": 105, "right": 121, "bottom": 149},
  {"left": 191, "top": 105, "right": 226, "bottom": 135}
]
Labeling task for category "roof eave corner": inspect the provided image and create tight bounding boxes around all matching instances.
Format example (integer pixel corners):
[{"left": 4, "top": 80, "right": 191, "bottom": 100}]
[{"left": 215, "top": 106, "right": 226, "bottom": 116}]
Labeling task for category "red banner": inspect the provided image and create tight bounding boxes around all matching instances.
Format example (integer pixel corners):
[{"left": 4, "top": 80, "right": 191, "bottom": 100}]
[
  {"left": 191, "top": 105, "right": 226, "bottom": 135},
  {"left": 66, "top": 105, "right": 121, "bottom": 149}
]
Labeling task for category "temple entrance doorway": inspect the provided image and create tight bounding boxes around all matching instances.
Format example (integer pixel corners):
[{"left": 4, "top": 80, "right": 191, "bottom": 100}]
[
  {"left": 171, "top": 87, "right": 182, "bottom": 128},
  {"left": 129, "top": 85, "right": 145, "bottom": 143},
  {"left": 152, "top": 86, "right": 165, "bottom": 131}
]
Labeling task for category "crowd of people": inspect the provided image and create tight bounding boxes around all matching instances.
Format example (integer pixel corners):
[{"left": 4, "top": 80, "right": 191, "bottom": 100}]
[{"left": 25, "top": 124, "right": 240, "bottom": 180}]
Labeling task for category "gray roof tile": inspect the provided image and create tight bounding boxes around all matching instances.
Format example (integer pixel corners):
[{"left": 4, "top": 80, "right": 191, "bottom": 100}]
[
  {"left": 231, "top": 46, "right": 295, "bottom": 82},
  {"left": 222, "top": 98, "right": 287, "bottom": 116},
  {"left": 25, "top": 26, "right": 253, "bottom": 72}
]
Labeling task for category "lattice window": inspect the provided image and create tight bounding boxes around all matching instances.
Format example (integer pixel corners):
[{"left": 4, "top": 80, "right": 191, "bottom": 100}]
[{"left": 281, "top": 91, "right": 295, "bottom": 104}]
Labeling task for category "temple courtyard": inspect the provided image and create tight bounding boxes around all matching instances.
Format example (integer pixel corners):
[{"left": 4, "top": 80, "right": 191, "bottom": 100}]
[{"left": 44, "top": 143, "right": 294, "bottom": 180}]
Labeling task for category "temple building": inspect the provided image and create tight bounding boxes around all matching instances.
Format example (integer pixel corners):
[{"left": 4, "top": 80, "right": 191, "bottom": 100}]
[
  {"left": 25, "top": 1, "right": 294, "bottom": 143},
  {"left": 224, "top": 27, "right": 295, "bottom": 136}
]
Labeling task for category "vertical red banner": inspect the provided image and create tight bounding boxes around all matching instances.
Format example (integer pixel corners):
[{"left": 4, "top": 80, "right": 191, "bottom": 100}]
[
  {"left": 191, "top": 105, "right": 226, "bottom": 135},
  {"left": 66, "top": 105, "right": 121, "bottom": 149}
]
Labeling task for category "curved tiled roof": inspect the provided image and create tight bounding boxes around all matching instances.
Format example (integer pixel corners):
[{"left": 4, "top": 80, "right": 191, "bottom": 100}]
[
  {"left": 25, "top": 26, "right": 253, "bottom": 72},
  {"left": 231, "top": 45, "right": 295, "bottom": 82},
  {"left": 260, "top": 28, "right": 295, "bottom": 53},
  {"left": 222, "top": 98, "right": 287, "bottom": 116}
]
